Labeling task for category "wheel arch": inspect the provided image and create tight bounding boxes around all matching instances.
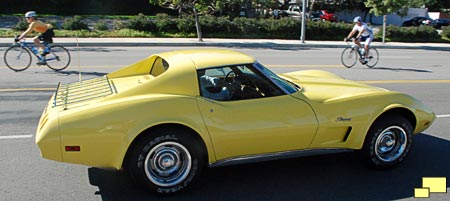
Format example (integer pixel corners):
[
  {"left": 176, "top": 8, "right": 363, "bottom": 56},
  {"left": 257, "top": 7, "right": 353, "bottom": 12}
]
[
  {"left": 122, "top": 123, "right": 209, "bottom": 169},
  {"left": 371, "top": 107, "right": 417, "bottom": 133},
  {"left": 360, "top": 107, "right": 416, "bottom": 168}
]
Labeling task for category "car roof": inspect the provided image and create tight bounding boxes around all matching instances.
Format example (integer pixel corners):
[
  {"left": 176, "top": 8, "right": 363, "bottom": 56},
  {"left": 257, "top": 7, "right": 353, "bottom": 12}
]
[{"left": 156, "top": 49, "right": 256, "bottom": 70}]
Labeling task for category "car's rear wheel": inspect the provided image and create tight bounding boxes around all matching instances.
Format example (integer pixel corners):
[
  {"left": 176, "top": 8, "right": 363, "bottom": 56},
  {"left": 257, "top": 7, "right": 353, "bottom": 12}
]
[
  {"left": 361, "top": 115, "right": 413, "bottom": 169},
  {"left": 126, "top": 128, "right": 205, "bottom": 194}
]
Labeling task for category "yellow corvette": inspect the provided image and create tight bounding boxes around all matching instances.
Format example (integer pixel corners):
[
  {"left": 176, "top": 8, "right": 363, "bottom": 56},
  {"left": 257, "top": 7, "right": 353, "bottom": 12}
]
[{"left": 36, "top": 49, "right": 435, "bottom": 194}]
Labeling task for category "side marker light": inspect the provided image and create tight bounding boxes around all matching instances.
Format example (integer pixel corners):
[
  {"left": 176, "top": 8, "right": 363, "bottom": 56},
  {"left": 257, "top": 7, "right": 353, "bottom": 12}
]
[{"left": 65, "top": 146, "right": 81, "bottom": 152}]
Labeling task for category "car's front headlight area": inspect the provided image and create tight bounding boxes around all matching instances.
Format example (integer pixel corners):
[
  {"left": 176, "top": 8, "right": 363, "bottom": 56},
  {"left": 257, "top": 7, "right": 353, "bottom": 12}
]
[{"left": 412, "top": 99, "right": 436, "bottom": 134}]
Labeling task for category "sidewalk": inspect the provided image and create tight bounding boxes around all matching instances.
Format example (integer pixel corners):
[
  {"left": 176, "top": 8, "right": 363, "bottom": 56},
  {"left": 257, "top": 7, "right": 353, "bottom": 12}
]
[{"left": 1, "top": 37, "right": 450, "bottom": 50}]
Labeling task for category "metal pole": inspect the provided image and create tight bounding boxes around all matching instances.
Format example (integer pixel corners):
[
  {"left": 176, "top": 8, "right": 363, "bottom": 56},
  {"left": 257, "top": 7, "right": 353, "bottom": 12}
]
[
  {"left": 382, "top": 15, "right": 386, "bottom": 44},
  {"left": 300, "top": 0, "right": 306, "bottom": 43},
  {"left": 76, "top": 34, "right": 81, "bottom": 82}
]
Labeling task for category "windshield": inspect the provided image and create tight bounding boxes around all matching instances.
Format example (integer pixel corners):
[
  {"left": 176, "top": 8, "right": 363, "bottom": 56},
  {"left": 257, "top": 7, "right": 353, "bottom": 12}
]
[{"left": 253, "top": 62, "right": 299, "bottom": 94}]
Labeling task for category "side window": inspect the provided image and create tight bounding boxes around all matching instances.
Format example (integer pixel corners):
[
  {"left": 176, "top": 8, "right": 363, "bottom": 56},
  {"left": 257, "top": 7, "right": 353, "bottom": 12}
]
[
  {"left": 150, "top": 57, "right": 169, "bottom": 77},
  {"left": 198, "top": 64, "right": 284, "bottom": 101},
  {"left": 198, "top": 68, "right": 230, "bottom": 101}
]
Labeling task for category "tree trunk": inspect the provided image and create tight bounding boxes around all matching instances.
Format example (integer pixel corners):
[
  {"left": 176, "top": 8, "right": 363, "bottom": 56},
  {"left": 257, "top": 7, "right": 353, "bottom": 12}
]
[
  {"left": 193, "top": 6, "right": 203, "bottom": 42},
  {"left": 246, "top": 0, "right": 253, "bottom": 18},
  {"left": 309, "top": 0, "right": 316, "bottom": 15}
]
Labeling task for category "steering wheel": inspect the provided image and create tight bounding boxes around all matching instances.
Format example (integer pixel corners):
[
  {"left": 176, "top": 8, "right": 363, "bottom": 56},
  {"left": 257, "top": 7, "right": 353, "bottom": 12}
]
[
  {"left": 241, "top": 75, "right": 265, "bottom": 97},
  {"left": 226, "top": 71, "right": 265, "bottom": 99},
  {"left": 224, "top": 71, "right": 238, "bottom": 84}
]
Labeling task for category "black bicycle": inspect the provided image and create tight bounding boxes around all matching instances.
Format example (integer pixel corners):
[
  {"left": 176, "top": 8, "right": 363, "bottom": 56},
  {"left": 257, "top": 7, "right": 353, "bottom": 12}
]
[
  {"left": 341, "top": 38, "right": 379, "bottom": 68},
  {"left": 3, "top": 38, "right": 71, "bottom": 72}
]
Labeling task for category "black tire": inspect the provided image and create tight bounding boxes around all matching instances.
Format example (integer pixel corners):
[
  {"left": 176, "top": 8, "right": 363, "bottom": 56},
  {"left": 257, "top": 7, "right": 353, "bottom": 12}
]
[
  {"left": 126, "top": 128, "right": 205, "bottom": 194},
  {"left": 341, "top": 47, "right": 357, "bottom": 68},
  {"left": 361, "top": 115, "right": 413, "bottom": 169},
  {"left": 365, "top": 48, "right": 379, "bottom": 68},
  {"left": 45, "top": 45, "right": 71, "bottom": 71},
  {"left": 4, "top": 45, "right": 32, "bottom": 72}
]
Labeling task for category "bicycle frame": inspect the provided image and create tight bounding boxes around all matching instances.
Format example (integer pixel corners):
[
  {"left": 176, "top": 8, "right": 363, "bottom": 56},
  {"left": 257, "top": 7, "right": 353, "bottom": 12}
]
[
  {"left": 17, "top": 41, "right": 49, "bottom": 61},
  {"left": 346, "top": 40, "right": 365, "bottom": 59}
]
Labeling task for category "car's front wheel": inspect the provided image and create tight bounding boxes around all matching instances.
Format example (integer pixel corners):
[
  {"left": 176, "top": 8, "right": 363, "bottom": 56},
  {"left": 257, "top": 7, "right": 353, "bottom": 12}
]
[
  {"left": 126, "top": 128, "right": 205, "bottom": 194},
  {"left": 361, "top": 115, "right": 413, "bottom": 169}
]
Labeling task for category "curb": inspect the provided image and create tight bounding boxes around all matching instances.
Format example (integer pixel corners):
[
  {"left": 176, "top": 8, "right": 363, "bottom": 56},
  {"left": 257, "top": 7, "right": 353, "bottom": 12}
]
[{"left": 1, "top": 39, "right": 449, "bottom": 51}]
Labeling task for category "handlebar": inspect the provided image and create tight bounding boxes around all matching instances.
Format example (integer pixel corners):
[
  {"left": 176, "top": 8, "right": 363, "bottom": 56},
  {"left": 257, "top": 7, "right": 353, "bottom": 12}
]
[
  {"left": 344, "top": 37, "right": 356, "bottom": 42},
  {"left": 13, "top": 36, "right": 24, "bottom": 44}
]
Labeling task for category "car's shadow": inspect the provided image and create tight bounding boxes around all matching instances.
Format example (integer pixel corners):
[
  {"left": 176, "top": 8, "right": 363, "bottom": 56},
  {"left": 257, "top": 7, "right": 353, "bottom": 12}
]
[{"left": 87, "top": 134, "right": 450, "bottom": 201}]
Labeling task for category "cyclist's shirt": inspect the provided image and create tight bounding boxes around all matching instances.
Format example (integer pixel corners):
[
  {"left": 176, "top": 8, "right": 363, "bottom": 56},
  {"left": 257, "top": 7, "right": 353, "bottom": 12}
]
[
  {"left": 352, "top": 22, "right": 373, "bottom": 37},
  {"left": 26, "top": 20, "right": 53, "bottom": 34}
]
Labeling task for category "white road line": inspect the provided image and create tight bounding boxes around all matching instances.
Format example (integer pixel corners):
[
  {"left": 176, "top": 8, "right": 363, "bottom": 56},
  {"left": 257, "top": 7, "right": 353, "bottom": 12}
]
[
  {"left": 0, "top": 135, "right": 33, "bottom": 140},
  {"left": 437, "top": 114, "right": 450, "bottom": 118}
]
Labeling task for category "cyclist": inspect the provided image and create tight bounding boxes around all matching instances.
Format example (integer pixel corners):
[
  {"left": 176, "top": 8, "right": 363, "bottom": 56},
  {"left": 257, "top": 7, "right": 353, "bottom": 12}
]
[
  {"left": 16, "top": 11, "right": 55, "bottom": 65},
  {"left": 344, "top": 16, "right": 374, "bottom": 64}
]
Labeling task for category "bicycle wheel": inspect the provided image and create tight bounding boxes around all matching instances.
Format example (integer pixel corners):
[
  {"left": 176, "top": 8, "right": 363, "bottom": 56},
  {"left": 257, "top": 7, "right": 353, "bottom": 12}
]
[
  {"left": 341, "top": 47, "right": 357, "bottom": 68},
  {"left": 45, "top": 45, "right": 71, "bottom": 71},
  {"left": 365, "top": 48, "right": 379, "bottom": 68},
  {"left": 4, "top": 45, "right": 32, "bottom": 72}
]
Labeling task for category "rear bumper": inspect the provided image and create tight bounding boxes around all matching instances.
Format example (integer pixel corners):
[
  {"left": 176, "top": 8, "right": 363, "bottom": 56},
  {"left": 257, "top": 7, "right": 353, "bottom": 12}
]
[{"left": 35, "top": 94, "right": 63, "bottom": 162}]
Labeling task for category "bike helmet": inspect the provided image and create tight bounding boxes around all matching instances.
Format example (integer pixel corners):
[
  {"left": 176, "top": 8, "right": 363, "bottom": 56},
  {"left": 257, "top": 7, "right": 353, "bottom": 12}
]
[
  {"left": 353, "top": 16, "right": 362, "bottom": 23},
  {"left": 25, "top": 11, "right": 37, "bottom": 18}
]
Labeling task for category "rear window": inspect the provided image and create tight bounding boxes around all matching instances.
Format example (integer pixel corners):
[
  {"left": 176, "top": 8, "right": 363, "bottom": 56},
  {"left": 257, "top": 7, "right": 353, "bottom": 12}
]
[{"left": 150, "top": 57, "right": 169, "bottom": 77}]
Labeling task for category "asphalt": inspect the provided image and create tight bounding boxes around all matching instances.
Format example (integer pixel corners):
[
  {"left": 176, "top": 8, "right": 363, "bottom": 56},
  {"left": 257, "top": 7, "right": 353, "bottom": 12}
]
[{"left": 1, "top": 37, "right": 450, "bottom": 50}]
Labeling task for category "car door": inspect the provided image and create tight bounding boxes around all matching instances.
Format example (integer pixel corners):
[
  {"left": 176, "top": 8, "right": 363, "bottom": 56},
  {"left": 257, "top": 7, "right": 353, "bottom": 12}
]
[
  {"left": 196, "top": 64, "right": 318, "bottom": 161},
  {"left": 197, "top": 95, "right": 318, "bottom": 161}
]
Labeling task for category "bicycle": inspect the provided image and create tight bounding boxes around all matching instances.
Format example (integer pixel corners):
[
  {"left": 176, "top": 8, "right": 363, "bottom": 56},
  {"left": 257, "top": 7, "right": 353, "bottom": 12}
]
[
  {"left": 341, "top": 38, "right": 379, "bottom": 68},
  {"left": 3, "top": 37, "right": 71, "bottom": 72}
]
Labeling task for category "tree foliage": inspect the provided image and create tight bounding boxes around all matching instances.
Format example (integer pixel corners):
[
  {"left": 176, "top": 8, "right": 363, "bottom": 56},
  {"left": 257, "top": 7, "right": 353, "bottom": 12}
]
[
  {"left": 0, "top": 0, "right": 159, "bottom": 15},
  {"left": 408, "top": 0, "right": 450, "bottom": 12},
  {"left": 335, "top": 0, "right": 367, "bottom": 11},
  {"left": 2, "top": 0, "right": 449, "bottom": 19},
  {"left": 365, "top": 0, "right": 410, "bottom": 16},
  {"left": 149, "top": 0, "right": 216, "bottom": 15}
]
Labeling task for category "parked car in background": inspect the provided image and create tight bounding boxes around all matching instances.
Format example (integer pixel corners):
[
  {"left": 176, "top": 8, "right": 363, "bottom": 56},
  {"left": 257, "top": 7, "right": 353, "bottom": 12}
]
[
  {"left": 402, "top": 16, "right": 437, "bottom": 27},
  {"left": 310, "top": 10, "right": 338, "bottom": 22},
  {"left": 284, "top": 5, "right": 302, "bottom": 16},
  {"left": 282, "top": 5, "right": 308, "bottom": 19},
  {"left": 434, "top": 18, "right": 450, "bottom": 29}
]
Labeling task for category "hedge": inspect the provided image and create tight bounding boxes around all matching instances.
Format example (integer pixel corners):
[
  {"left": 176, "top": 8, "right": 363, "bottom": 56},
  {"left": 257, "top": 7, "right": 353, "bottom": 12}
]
[
  {"left": 8, "top": 15, "right": 448, "bottom": 42},
  {"left": 377, "top": 25, "right": 441, "bottom": 42},
  {"left": 99, "top": 16, "right": 442, "bottom": 42},
  {"left": 442, "top": 26, "right": 450, "bottom": 38}
]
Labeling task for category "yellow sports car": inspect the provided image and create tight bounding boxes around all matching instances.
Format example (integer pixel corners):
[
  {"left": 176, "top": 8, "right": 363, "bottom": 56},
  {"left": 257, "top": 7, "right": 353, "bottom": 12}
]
[{"left": 36, "top": 49, "right": 435, "bottom": 194}]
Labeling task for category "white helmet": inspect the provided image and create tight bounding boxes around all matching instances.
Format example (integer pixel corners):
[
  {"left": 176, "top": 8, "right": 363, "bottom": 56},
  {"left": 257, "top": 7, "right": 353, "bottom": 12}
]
[
  {"left": 353, "top": 16, "right": 362, "bottom": 23},
  {"left": 25, "top": 11, "right": 37, "bottom": 18}
]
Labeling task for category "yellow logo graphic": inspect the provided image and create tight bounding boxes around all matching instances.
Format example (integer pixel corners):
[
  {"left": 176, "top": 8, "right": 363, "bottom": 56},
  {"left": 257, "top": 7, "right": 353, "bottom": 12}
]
[{"left": 414, "top": 177, "right": 447, "bottom": 198}]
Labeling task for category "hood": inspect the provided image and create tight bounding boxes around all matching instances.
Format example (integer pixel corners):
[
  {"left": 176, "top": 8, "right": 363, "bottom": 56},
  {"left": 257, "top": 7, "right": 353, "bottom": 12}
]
[{"left": 281, "top": 70, "right": 387, "bottom": 103}]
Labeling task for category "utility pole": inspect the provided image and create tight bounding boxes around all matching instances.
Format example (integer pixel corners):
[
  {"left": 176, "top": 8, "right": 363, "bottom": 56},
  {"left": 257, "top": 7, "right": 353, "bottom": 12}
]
[
  {"left": 300, "top": 0, "right": 306, "bottom": 43},
  {"left": 382, "top": 15, "right": 386, "bottom": 44}
]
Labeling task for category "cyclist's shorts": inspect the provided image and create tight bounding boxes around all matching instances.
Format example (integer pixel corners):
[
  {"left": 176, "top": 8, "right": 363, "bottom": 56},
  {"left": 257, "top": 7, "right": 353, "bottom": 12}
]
[
  {"left": 38, "top": 28, "right": 54, "bottom": 44},
  {"left": 359, "top": 35, "right": 374, "bottom": 46}
]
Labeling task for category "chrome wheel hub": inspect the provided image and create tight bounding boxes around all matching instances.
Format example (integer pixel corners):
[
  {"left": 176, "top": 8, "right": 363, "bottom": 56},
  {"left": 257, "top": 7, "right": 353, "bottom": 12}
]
[
  {"left": 375, "top": 126, "right": 407, "bottom": 162},
  {"left": 144, "top": 141, "right": 192, "bottom": 187}
]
